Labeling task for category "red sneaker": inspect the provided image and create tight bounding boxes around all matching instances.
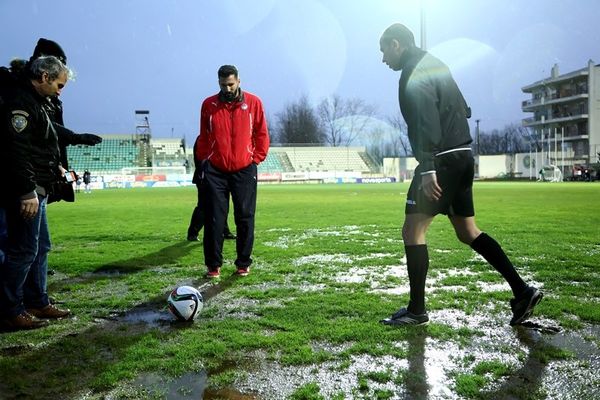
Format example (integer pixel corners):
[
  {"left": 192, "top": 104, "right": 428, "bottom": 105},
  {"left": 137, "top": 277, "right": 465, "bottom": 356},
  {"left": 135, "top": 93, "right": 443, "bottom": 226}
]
[
  {"left": 205, "top": 267, "right": 221, "bottom": 279},
  {"left": 235, "top": 266, "right": 250, "bottom": 276}
]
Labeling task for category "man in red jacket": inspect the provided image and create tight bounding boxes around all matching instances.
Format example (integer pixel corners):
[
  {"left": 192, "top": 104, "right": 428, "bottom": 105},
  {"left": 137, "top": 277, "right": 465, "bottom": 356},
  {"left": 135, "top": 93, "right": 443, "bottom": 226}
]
[{"left": 195, "top": 65, "right": 270, "bottom": 278}]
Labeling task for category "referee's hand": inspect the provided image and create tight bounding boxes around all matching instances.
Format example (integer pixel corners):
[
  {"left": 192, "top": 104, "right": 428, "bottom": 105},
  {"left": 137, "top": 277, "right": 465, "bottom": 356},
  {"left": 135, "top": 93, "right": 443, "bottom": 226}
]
[{"left": 422, "top": 173, "right": 442, "bottom": 201}]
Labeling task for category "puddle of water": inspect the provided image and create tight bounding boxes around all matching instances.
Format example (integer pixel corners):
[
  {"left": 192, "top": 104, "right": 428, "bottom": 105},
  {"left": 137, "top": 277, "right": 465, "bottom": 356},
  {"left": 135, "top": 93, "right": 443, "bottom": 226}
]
[
  {"left": 373, "top": 286, "right": 411, "bottom": 296},
  {"left": 109, "top": 367, "right": 258, "bottom": 399},
  {"left": 548, "top": 325, "right": 600, "bottom": 359},
  {"left": 126, "top": 371, "right": 207, "bottom": 399},
  {"left": 113, "top": 279, "right": 232, "bottom": 330},
  {"left": 477, "top": 283, "right": 509, "bottom": 293},
  {"left": 233, "top": 339, "right": 460, "bottom": 400},
  {"left": 120, "top": 309, "right": 173, "bottom": 327},
  {"left": 239, "top": 282, "right": 327, "bottom": 294},
  {"left": 293, "top": 253, "right": 353, "bottom": 266},
  {"left": 264, "top": 226, "right": 382, "bottom": 249},
  {"left": 110, "top": 304, "right": 598, "bottom": 400},
  {"left": 107, "top": 370, "right": 257, "bottom": 399}
]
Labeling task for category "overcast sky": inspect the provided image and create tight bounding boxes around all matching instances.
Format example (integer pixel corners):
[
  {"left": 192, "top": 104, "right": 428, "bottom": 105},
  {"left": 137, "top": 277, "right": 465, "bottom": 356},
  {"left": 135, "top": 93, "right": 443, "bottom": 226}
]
[{"left": 2, "top": 0, "right": 598, "bottom": 146}]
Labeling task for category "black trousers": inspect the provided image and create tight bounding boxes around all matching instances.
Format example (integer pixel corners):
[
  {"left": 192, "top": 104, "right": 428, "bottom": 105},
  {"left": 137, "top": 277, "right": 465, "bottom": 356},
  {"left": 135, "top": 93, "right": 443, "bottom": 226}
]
[
  {"left": 187, "top": 182, "right": 232, "bottom": 238},
  {"left": 203, "top": 162, "right": 257, "bottom": 268}
]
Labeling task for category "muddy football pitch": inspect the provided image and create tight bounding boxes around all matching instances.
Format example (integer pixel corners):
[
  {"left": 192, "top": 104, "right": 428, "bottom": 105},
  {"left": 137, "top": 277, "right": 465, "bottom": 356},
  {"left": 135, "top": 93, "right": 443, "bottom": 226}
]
[{"left": 1, "top": 182, "right": 599, "bottom": 399}]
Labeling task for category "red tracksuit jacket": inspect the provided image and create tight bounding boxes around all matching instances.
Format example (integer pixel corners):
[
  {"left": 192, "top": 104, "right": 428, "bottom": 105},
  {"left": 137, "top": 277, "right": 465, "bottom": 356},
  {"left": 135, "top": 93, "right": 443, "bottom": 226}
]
[{"left": 195, "top": 90, "right": 270, "bottom": 172}]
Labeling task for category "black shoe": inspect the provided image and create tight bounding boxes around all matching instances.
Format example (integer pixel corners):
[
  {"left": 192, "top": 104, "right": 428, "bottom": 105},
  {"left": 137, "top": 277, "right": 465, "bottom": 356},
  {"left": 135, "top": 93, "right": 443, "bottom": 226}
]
[
  {"left": 187, "top": 235, "right": 199, "bottom": 241},
  {"left": 223, "top": 232, "right": 236, "bottom": 240},
  {"left": 510, "top": 286, "right": 543, "bottom": 326},
  {"left": 380, "top": 307, "right": 429, "bottom": 326}
]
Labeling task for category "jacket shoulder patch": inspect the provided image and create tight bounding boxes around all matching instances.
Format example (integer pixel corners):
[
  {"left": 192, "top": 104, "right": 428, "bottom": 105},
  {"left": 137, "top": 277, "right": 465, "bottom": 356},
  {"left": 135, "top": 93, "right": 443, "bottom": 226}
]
[
  {"left": 11, "top": 110, "right": 30, "bottom": 133},
  {"left": 11, "top": 109, "right": 30, "bottom": 117}
]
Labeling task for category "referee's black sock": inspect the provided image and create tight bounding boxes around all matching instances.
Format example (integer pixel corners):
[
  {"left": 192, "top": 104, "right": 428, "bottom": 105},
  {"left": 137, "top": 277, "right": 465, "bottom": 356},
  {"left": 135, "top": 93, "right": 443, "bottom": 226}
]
[
  {"left": 470, "top": 232, "right": 528, "bottom": 297},
  {"left": 405, "top": 244, "right": 429, "bottom": 315}
]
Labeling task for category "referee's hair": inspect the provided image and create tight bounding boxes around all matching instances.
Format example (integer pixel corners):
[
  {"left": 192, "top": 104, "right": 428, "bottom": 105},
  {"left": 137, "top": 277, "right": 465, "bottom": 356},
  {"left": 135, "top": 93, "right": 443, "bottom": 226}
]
[{"left": 380, "top": 23, "right": 416, "bottom": 48}]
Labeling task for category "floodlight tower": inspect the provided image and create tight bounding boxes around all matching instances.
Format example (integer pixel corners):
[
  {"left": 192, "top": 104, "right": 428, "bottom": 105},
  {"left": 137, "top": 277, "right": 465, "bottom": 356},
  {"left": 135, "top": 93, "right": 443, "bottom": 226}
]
[
  {"left": 135, "top": 110, "right": 152, "bottom": 167},
  {"left": 135, "top": 110, "right": 152, "bottom": 137}
]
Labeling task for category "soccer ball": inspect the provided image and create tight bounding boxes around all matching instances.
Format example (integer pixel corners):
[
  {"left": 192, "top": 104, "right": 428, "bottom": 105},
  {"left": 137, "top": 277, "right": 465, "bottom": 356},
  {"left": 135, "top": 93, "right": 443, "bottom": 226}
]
[{"left": 167, "top": 286, "right": 203, "bottom": 321}]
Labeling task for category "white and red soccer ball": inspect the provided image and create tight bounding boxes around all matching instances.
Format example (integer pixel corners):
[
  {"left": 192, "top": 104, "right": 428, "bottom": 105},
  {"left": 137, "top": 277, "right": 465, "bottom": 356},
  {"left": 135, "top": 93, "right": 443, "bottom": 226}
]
[{"left": 167, "top": 286, "right": 203, "bottom": 321}]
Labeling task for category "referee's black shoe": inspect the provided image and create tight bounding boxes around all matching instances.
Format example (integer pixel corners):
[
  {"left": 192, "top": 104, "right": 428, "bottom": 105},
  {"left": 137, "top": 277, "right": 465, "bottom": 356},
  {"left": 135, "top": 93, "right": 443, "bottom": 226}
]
[
  {"left": 510, "top": 286, "right": 543, "bottom": 326},
  {"left": 380, "top": 307, "right": 429, "bottom": 326}
]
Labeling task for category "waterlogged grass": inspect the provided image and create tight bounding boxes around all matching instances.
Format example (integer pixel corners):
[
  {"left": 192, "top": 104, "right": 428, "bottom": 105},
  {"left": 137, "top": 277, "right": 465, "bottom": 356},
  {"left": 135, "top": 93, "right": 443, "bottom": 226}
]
[
  {"left": 289, "top": 382, "right": 329, "bottom": 400},
  {"left": 0, "top": 182, "right": 599, "bottom": 399}
]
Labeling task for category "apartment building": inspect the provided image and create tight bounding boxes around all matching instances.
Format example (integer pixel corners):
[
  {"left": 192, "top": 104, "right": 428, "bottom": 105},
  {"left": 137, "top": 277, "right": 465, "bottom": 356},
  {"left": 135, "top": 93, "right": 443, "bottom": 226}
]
[{"left": 521, "top": 60, "right": 600, "bottom": 175}]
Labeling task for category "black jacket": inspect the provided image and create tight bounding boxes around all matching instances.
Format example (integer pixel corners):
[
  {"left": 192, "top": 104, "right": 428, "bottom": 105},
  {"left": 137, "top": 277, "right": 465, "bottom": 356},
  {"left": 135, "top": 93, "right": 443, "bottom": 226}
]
[
  {"left": 0, "top": 74, "right": 61, "bottom": 199},
  {"left": 2, "top": 63, "right": 96, "bottom": 170},
  {"left": 398, "top": 47, "right": 472, "bottom": 172},
  {"left": 42, "top": 95, "right": 73, "bottom": 169}
]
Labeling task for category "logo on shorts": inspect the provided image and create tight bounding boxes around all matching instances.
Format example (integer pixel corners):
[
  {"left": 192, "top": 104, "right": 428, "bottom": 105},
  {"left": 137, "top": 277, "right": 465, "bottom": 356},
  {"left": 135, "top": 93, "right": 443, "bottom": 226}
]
[{"left": 406, "top": 199, "right": 416, "bottom": 205}]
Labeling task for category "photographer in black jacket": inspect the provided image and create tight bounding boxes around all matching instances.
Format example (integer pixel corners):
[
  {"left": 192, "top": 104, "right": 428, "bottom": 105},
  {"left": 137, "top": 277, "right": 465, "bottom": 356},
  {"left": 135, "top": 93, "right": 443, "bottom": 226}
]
[
  {"left": 0, "top": 56, "right": 72, "bottom": 331},
  {"left": 24, "top": 38, "right": 103, "bottom": 170}
]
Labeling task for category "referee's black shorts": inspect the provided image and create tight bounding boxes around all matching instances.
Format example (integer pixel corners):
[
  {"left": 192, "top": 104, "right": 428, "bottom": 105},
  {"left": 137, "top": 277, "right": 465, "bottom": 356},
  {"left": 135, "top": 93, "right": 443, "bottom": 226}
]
[{"left": 405, "top": 150, "right": 475, "bottom": 217}]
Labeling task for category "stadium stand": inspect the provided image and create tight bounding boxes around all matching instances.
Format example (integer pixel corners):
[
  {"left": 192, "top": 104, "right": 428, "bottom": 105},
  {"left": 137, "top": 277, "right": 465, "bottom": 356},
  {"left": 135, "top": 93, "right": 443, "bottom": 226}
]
[
  {"left": 272, "top": 146, "right": 374, "bottom": 173},
  {"left": 257, "top": 152, "right": 288, "bottom": 173},
  {"left": 69, "top": 136, "right": 378, "bottom": 177},
  {"left": 67, "top": 135, "right": 142, "bottom": 174},
  {"left": 150, "top": 138, "right": 188, "bottom": 167},
  {"left": 67, "top": 136, "right": 189, "bottom": 174}
]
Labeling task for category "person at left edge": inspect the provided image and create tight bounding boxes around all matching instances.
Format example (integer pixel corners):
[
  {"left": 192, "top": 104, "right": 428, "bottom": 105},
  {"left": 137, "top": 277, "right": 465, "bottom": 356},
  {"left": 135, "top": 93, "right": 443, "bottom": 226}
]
[
  {"left": 0, "top": 39, "right": 103, "bottom": 291},
  {"left": 196, "top": 64, "right": 270, "bottom": 279},
  {"left": 1, "top": 39, "right": 102, "bottom": 205},
  {"left": 0, "top": 56, "right": 72, "bottom": 331},
  {"left": 14, "top": 38, "right": 103, "bottom": 172}
]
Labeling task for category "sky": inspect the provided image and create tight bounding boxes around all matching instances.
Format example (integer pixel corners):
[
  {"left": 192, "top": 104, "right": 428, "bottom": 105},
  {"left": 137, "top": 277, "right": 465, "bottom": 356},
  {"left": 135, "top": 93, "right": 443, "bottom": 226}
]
[{"left": 1, "top": 0, "right": 599, "bottom": 146}]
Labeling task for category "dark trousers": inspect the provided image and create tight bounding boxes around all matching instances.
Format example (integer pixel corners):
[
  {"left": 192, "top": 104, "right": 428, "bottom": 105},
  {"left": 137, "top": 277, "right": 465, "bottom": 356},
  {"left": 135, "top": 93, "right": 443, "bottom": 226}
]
[
  {"left": 187, "top": 183, "right": 233, "bottom": 238},
  {"left": 0, "top": 196, "right": 51, "bottom": 318},
  {"left": 203, "top": 162, "right": 257, "bottom": 268},
  {"left": 0, "top": 207, "right": 7, "bottom": 265}
]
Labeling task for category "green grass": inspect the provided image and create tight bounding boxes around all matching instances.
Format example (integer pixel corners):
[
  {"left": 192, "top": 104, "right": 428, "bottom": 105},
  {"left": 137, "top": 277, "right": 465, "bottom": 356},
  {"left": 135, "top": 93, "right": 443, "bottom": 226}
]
[{"left": 0, "top": 182, "right": 599, "bottom": 399}]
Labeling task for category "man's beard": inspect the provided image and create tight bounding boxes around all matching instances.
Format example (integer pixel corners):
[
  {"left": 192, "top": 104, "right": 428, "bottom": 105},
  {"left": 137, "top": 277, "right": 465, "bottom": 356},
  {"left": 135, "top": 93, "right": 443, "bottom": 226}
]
[{"left": 223, "top": 90, "right": 237, "bottom": 101}]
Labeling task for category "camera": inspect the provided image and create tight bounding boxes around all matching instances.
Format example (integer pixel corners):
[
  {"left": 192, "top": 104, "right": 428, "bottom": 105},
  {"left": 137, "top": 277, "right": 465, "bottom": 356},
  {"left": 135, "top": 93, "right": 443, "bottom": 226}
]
[{"left": 64, "top": 170, "right": 75, "bottom": 183}]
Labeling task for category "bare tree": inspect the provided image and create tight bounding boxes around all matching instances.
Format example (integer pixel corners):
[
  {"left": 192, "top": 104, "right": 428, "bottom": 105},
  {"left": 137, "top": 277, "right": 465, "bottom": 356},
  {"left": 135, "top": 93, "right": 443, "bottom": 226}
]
[
  {"left": 386, "top": 114, "right": 412, "bottom": 156},
  {"left": 477, "top": 123, "right": 533, "bottom": 154},
  {"left": 367, "top": 127, "right": 386, "bottom": 164},
  {"left": 274, "top": 95, "right": 323, "bottom": 145},
  {"left": 317, "top": 95, "right": 376, "bottom": 146},
  {"left": 365, "top": 114, "right": 412, "bottom": 163}
]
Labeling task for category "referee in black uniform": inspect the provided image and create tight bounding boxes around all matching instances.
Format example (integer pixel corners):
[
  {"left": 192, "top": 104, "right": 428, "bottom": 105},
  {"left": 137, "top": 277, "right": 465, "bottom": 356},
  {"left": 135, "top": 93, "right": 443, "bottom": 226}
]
[{"left": 378, "top": 23, "right": 542, "bottom": 326}]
